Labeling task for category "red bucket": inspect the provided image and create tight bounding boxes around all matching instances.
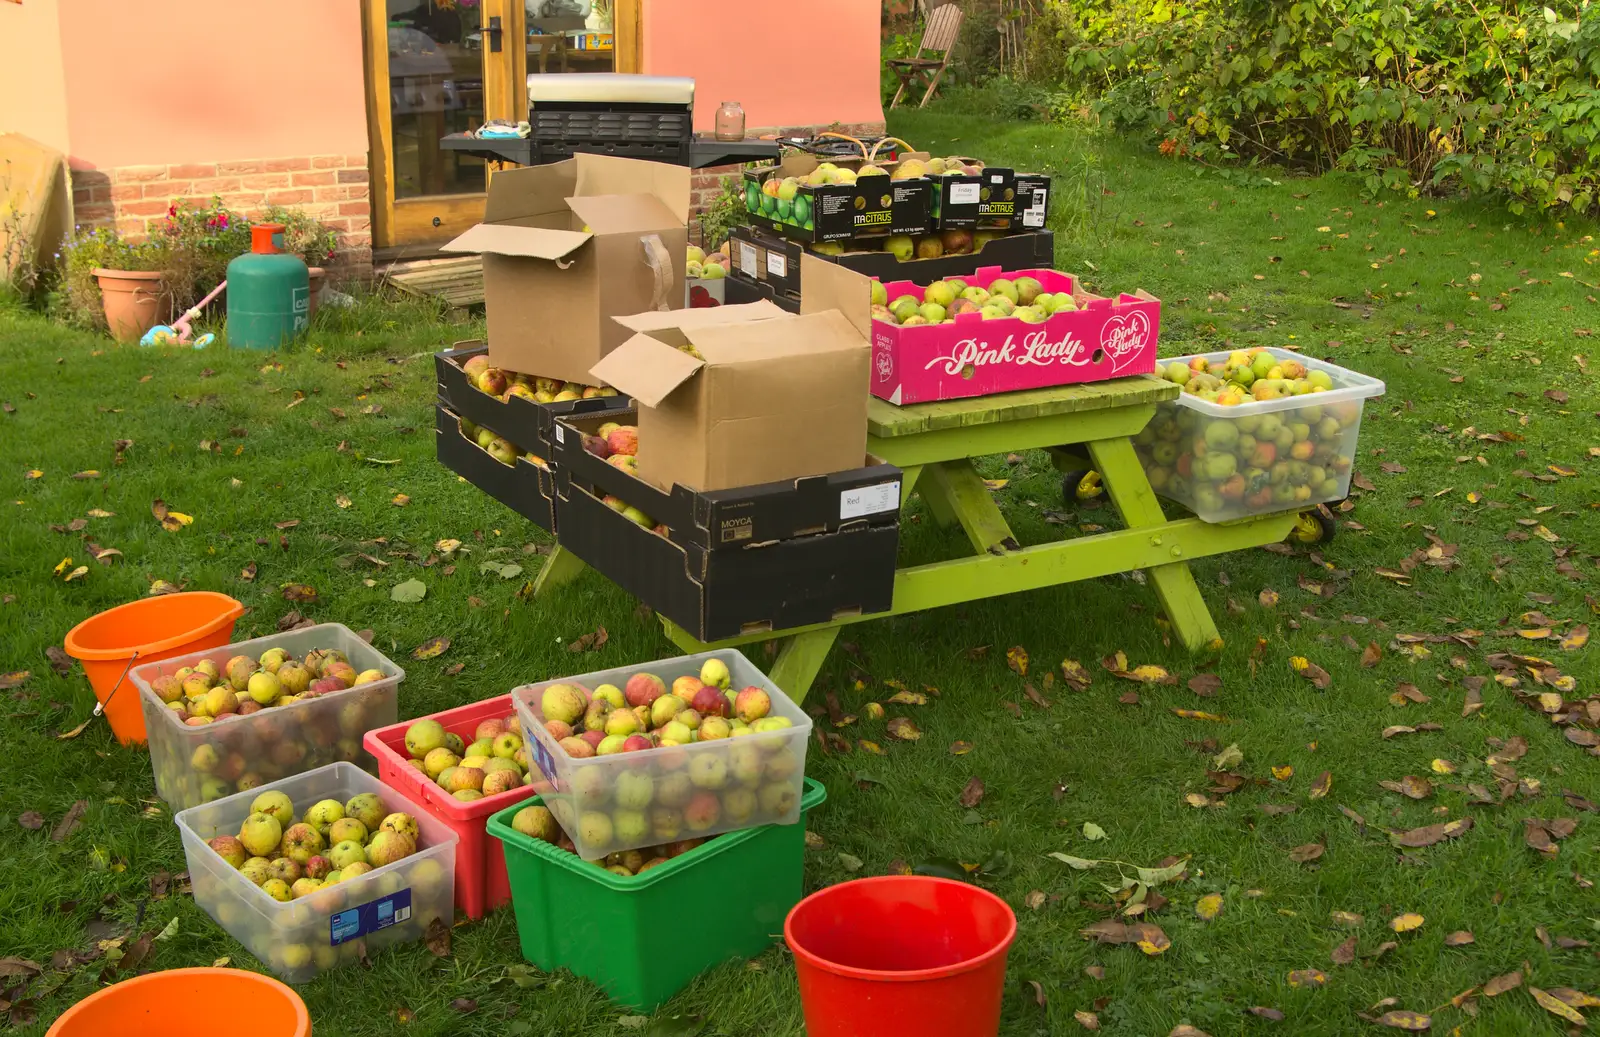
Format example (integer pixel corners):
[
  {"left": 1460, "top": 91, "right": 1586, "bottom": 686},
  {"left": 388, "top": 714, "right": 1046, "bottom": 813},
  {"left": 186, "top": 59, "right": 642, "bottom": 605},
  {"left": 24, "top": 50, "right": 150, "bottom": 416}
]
[{"left": 785, "top": 876, "right": 1017, "bottom": 1037}]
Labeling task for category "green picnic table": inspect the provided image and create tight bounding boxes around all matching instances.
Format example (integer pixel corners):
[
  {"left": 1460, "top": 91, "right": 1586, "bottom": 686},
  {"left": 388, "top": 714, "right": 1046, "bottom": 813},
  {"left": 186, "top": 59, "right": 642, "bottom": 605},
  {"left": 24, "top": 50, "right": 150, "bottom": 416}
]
[{"left": 534, "top": 376, "right": 1299, "bottom": 704}]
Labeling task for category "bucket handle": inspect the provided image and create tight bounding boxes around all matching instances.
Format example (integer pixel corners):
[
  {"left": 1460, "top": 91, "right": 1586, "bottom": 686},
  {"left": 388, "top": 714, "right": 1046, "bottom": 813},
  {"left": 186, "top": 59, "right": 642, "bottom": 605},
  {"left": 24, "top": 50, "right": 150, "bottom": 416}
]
[{"left": 91, "top": 650, "right": 140, "bottom": 720}]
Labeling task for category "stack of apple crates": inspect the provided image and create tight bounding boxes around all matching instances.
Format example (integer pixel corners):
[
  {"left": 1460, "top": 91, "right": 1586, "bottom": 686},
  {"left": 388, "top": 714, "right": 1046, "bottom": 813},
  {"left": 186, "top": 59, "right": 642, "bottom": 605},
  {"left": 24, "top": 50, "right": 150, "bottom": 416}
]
[
  {"left": 140, "top": 624, "right": 464, "bottom": 984},
  {"left": 362, "top": 648, "right": 818, "bottom": 1010}
]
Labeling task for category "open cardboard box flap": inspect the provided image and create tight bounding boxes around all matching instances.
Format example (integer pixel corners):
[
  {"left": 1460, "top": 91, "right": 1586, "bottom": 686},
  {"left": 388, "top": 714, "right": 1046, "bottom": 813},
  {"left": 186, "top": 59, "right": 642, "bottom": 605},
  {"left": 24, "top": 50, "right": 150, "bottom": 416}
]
[
  {"left": 691, "top": 309, "right": 863, "bottom": 365},
  {"left": 480, "top": 160, "right": 577, "bottom": 223},
  {"left": 590, "top": 333, "right": 705, "bottom": 409},
  {"left": 440, "top": 222, "right": 591, "bottom": 262},
  {"left": 572, "top": 153, "right": 692, "bottom": 226},
  {"left": 612, "top": 299, "right": 790, "bottom": 334},
  {"left": 566, "top": 193, "right": 682, "bottom": 236}
]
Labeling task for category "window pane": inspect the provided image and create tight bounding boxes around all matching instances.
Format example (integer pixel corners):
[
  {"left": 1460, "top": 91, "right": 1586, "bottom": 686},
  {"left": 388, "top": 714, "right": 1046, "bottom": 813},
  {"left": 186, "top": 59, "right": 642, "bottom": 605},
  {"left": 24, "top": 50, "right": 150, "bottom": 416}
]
[{"left": 387, "top": 1, "right": 486, "bottom": 199}]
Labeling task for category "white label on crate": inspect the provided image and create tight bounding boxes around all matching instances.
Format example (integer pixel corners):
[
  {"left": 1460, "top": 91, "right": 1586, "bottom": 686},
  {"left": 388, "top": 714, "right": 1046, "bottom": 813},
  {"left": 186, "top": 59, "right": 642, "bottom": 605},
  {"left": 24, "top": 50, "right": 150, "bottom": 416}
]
[
  {"left": 840, "top": 481, "right": 900, "bottom": 520},
  {"left": 330, "top": 888, "right": 412, "bottom": 945},
  {"left": 737, "top": 241, "right": 758, "bottom": 277},
  {"left": 1022, "top": 188, "right": 1048, "bottom": 228},
  {"left": 766, "top": 252, "right": 788, "bottom": 278},
  {"left": 554, "top": 424, "right": 565, "bottom": 444},
  {"left": 949, "top": 182, "right": 981, "bottom": 205}
]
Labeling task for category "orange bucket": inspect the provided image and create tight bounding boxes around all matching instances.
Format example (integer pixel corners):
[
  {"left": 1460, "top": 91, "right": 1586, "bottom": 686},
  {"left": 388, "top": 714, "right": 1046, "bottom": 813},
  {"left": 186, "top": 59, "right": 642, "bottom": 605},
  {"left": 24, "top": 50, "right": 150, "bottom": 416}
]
[
  {"left": 47, "top": 967, "right": 309, "bottom": 1036},
  {"left": 63, "top": 591, "right": 245, "bottom": 745}
]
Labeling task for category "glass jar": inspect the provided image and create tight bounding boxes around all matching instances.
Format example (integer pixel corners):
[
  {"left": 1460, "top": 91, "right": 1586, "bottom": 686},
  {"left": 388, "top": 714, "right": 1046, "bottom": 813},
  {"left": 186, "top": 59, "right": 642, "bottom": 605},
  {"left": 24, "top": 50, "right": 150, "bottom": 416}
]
[{"left": 714, "top": 101, "right": 745, "bottom": 142}]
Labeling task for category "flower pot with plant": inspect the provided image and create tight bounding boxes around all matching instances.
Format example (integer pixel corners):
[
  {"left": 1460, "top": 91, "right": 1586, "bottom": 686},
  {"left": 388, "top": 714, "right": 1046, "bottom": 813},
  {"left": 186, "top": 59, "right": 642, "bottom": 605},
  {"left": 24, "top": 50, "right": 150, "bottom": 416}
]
[{"left": 61, "top": 228, "right": 176, "bottom": 342}]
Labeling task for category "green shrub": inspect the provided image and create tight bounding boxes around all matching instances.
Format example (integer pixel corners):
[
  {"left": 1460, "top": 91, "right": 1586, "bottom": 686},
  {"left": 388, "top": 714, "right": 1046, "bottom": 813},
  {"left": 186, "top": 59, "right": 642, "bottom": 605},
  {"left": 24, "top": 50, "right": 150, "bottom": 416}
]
[
  {"left": 1037, "top": 0, "right": 1600, "bottom": 215},
  {"left": 55, "top": 228, "right": 172, "bottom": 330}
]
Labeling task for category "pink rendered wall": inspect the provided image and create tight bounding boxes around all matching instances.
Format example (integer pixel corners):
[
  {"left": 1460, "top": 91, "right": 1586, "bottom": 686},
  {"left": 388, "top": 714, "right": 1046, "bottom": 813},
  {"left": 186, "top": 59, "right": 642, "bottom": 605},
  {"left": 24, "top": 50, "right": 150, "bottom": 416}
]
[
  {"left": 0, "top": 0, "right": 72, "bottom": 154},
  {"left": 643, "top": 0, "right": 885, "bottom": 133},
  {"left": 56, "top": 0, "right": 369, "bottom": 170}
]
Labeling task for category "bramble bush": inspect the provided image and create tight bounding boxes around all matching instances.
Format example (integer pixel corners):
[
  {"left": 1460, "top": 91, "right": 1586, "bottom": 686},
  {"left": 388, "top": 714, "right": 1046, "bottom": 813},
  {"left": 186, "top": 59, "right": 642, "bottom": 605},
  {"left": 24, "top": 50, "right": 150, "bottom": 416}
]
[{"left": 1029, "top": 0, "right": 1600, "bottom": 215}]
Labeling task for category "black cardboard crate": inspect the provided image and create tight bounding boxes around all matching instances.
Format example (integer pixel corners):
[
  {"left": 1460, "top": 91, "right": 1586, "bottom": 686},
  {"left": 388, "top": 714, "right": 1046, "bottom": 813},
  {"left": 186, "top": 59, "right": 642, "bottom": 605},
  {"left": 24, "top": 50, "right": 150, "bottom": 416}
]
[
  {"left": 725, "top": 271, "right": 801, "bottom": 313},
  {"left": 435, "top": 343, "right": 631, "bottom": 460},
  {"left": 554, "top": 474, "right": 899, "bottom": 642},
  {"left": 550, "top": 408, "right": 902, "bottom": 553},
  {"left": 729, "top": 224, "right": 804, "bottom": 299},
  {"left": 931, "top": 170, "right": 1052, "bottom": 231},
  {"left": 436, "top": 402, "right": 560, "bottom": 532},
  {"left": 742, "top": 167, "right": 930, "bottom": 244}
]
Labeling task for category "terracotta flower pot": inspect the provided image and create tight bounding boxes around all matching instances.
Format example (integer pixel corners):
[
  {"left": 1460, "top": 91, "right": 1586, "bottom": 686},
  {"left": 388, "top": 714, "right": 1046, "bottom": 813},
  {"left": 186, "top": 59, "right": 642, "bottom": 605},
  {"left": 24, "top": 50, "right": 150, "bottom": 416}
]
[
  {"left": 307, "top": 266, "right": 326, "bottom": 320},
  {"left": 92, "top": 268, "right": 172, "bottom": 343}
]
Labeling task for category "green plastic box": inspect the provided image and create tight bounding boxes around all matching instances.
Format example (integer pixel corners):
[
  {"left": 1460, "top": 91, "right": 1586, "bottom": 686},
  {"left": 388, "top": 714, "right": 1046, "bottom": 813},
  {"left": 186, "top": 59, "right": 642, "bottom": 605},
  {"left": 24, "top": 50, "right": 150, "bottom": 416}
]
[{"left": 486, "top": 777, "right": 826, "bottom": 1010}]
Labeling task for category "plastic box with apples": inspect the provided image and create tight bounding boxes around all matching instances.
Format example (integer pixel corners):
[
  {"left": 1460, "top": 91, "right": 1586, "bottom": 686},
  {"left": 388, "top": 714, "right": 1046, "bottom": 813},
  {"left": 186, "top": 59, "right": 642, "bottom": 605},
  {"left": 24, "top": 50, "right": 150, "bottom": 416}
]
[
  {"left": 487, "top": 779, "right": 827, "bottom": 1010},
  {"left": 175, "top": 762, "right": 457, "bottom": 983},
  {"left": 131, "top": 623, "right": 403, "bottom": 811},
  {"left": 1135, "top": 347, "right": 1386, "bottom": 523},
  {"left": 365, "top": 694, "right": 541, "bottom": 920},
  {"left": 510, "top": 650, "right": 814, "bottom": 861},
  {"left": 806, "top": 260, "right": 1162, "bottom": 406}
]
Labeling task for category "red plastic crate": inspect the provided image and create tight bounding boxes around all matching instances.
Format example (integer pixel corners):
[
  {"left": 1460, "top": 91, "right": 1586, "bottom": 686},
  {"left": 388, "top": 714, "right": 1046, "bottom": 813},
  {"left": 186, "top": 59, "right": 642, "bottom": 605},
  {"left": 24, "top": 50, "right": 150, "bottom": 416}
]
[{"left": 363, "top": 694, "right": 537, "bottom": 919}]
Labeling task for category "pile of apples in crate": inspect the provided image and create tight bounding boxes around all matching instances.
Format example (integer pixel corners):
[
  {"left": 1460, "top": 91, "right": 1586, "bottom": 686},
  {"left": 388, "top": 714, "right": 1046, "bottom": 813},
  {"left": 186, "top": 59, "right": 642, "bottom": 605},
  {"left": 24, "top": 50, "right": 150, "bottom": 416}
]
[
  {"left": 573, "top": 419, "right": 670, "bottom": 534},
  {"left": 147, "top": 645, "right": 382, "bottom": 726},
  {"left": 207, "top": 788, "right": 428, "bottom": 903},
  {"left": 398, "top": 711, "right": 535, "bottom": 801},
  {"left": 454, "top": 353, "right": 620, "bottom": 467},
  {"left": 869, "top": 274, "right": 1078, "bottom": 326},
  {"left": 509, "top": 802, "right": 709, "bottom": 877}
]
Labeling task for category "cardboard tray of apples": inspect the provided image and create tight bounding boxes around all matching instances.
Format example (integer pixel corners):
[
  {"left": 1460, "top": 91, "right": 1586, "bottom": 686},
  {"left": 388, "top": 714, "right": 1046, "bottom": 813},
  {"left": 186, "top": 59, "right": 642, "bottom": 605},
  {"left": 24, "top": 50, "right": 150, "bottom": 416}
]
[
  {"left": 176, "top": 762, "right": 456, "bottom": 983},
  {"left": 510, "top": 650, "right": 811, "bottom": 861},
  {"left": 1135, "top": 347, "right": 1386, "bottom": 523},
  {"left": 131, "top": 623, "right": 403, "bottom": 812},
  {"left": 868, "top": 267, "right": 1162, "bottom": 406}
]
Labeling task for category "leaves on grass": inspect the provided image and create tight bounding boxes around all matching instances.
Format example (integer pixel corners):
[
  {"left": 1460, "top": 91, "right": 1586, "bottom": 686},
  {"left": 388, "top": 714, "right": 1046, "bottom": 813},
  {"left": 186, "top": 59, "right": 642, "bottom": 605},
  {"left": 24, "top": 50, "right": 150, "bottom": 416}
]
[
  {"left": 1172, "top": 709, "right": 1225, "bottom": 720},
  {"left": 1290, "top": 657, "right": 1332, "bottom": 689},
  {"left": 1060, "top": 659, "right": 1092, "bottom": 691},
  {"left": 1082, "top": 822, "right": 1107, "bottom": 841},
  {"left": 948, "top": 740, "right": 973, "bottom": 755},
  {"left": 1289, "top": 842, "right": 1324, "bottom": 864},
  {"left": 424, "top": 916, "right": 451, "bottom": 957},
  {"left": 887, "top": 690, "right": 928, "bottom": 706},
  {"left": 281, "top": 583, "right": 318, "bottom": 603},
  {"left": 1391, "top": 817, "right": 1473, "bottom": 848},
  {"left": 1248, "top": 1007, "right": 1286, "bottom": 1022},
  {"left": 411, "top": 637, "right": 451, "bottom": 660},
  {"left": 1078, "top": 920, "right": 1169, "bottom": 955},
  {"left": 886, "top": 717, "right": 922, "bottom": 741},
  {"left": 1006, "top": 645, "right": 1029, "bottom": 676},
  {"left": 480, "top": 561, "right": 524, "bottom": 579},
  {"left": 239, "top": 562, "right": 257, "bottom": 582},
  {"left": 1547, "top": 989, "right": 1600, "bottom": 1009},
  {"left": 959, "top": 777, "right": 985, "bottom": 808},
  {"left": 1187, "top": 674, "right": 1221, "bottom": 697},
  {"left": 18, "top": 810, "right": 44, "bottom": 830},
  {"left": 1074, "top": 1009, "right": 1099, "bottom": 1030},
  {"left": 0, "top": 670, "right": 29, "bottom": 689},
  {"left": 1562, "top": 624, "right": 1590, "bottom": 650},
  {"left": 1531, "top": 987, "right": 1588, "bottom": 1026},
  {"left": 1272, "top": 764, "right": 1293, "bottom": 781},
  {"left": 51, "top": 801, "right": 85, "bottom": 842},
  {"left": 1379, "top": 776, "right": 1433, "bottom": 800},
  {"left": 1360, "top": 642, "right": 1383, "bottom": 667},
  {"left": 336, "top": 494, "right": 352, "bottom": 509},
  {"left": 1309, "top": 771, "right": 1333, "bottom": 799},
  {"left": 1483, "top": 971, "right": 1523, "bottom": 996},
  {"left": 1024, "top": 889, "right": 1047, "bottom": 911},
  {"left": 1390, "top": 913, "right": 1424, "bottom": 933},
  {"left": 1287, "top": 969, "right": 1327, "bottom": 988},
  {"left": 45, "top": 645, "right": 73, "bottom": 676},
  {"left": 1331, "top": 935, "right": 1358, "bottom": 965},
  {"left": 391, "top": 579, "right": 427, "bottom": 603},
  {"left": 150, "top": 499, "right": 192, "bottom": 532},
  {"left": 1259, "top": 588, "right": 1280, "bottom": 608},
  {"left": 567, "top": 628, "right": 608, "bottom": 653},
  {"left": 1195, "top": 893, "right": 1223, "bottom": 921},
  {"left": 56, "top": 716, "right": 94, "bottom": 741},
  {"left": 1524, "top": 817, "right": 1577, "bottom": 856},
  {"left": 1331, "top": 911, "right": 1364, "bottom": 926},
  {"left": 1374, "top": 1010, "right": 1431, "bottom": 1031}
]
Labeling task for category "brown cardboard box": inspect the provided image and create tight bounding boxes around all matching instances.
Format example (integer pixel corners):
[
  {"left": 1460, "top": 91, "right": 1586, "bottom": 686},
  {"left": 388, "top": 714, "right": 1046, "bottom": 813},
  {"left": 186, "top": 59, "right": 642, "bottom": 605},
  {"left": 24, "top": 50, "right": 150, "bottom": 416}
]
[
  {"left": 592, "top": 287, "right": 870, "bottom": 492},
  {"left": 440, "top": 154, "right": 690, "bottom": 384}
]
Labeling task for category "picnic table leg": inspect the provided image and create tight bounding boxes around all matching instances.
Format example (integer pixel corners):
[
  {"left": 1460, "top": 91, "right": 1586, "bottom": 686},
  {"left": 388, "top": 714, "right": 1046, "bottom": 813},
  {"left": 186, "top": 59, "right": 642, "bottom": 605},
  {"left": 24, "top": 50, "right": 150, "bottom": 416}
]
[
  {"left": 922, "top": 460, "right": 1019, "bottom": 554},
  {"left": 898, "top": 463, "right": 954, "bottom": 528},
  {"left": 531, "top": 544, "right": 587, "bottom": 597},
  {"left": 763, "top": 626, "right": 840, "bottom": 706},
  {"left": 1087, "top": 437, "right": 1221, "bottom": 651}
]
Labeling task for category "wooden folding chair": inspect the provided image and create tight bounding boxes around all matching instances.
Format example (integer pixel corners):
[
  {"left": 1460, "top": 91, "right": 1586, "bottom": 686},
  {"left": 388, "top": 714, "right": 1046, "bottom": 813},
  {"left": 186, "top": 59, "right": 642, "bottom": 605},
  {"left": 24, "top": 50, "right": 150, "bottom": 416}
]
[{"left": 887, "top": 3, "right": 964, "bottom": 109}]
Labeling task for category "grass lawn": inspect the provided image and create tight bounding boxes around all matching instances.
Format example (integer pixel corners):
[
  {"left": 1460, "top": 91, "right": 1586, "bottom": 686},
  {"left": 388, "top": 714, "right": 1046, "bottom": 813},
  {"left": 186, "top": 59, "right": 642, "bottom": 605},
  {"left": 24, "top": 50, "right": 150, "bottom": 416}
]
[{"left": 2, "top": 103, "right": 1598, "bottom": 1036}]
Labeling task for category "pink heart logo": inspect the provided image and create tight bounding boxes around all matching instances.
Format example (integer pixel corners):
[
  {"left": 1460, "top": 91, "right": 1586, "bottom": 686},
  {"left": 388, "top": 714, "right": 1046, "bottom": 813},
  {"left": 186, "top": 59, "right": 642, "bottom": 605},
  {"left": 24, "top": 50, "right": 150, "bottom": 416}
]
[{"left": 1100, "top": 310, "right": 1152, "bottom": 374}]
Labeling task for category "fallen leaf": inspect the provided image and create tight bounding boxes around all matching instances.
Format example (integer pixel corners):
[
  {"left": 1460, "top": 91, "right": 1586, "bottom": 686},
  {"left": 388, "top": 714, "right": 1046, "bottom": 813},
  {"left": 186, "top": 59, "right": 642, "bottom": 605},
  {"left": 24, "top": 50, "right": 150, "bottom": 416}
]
[
  {"left": 1309, "top": 771, "right": 1333, "bottom": 799},
  {"left": 1260, "top": 588, "right": 1280, "bottom": 608},
  {"left": 959, "top": 777, "right": 985, "bottom": 808},
  {"left": 1172, "top": 709, "right": 1226, "bottom": 721},
  {"left": 1060, "top": 659, "right": 1092, "bottom": 691},
  {"left": 17, "top": 811, "right": 43, "bottom": 831},
  {"left": 239, "top": 562, "right": 257, "bottom": 582},
  {"left": 1331, "top": 935, "right": 1358, "bottom": 965},
  {"left": 1380, "top": 776, "right": 1433, "bottom": 800},
  {"left": 1248, "top": 1007, "right": 1286, "bottom": 1021},
  {"left": 1444, "top": 931, "right": 1474, "bottom": 946},
  {"left": 1287, "top": 969, "right": 1327, "bottom": 988},
  {"left": 1391, "top": 817, "right": 1473, "bottom": 848},
  {"left": 1390, "top": 913, "right": 1424, "bottom": 933},
  {"left": 948, "top": 740, "right": 973, "bottom": 755},
  {"left": 1548, "top": 989, "right": 1600, "bottom": 1009},
  {"left": 335, "top": 494, "right": 352, "bottom": 509},
  {"left": 423, "top": 916, "right": 450, "bottom": 957},
  {"left": 1006, "top": 645, "right": 1029, "bottom": 677},
  {"left": 1082, "top": 821, "right": 1107, "bottom": 841},
  {"left": 46, "top": 645, "right": 74, "bottom": 676},
  {"left": 1375, "top": 1010, "right": 1431, "bottom": 1031},
  {"left": 1272, "top": 764, "right": 1294, "bottom": 781},
  {"left": 1290, "top": 656, "right": 1332, "bottom": 689},
  {"left": 56, "top": 716, "right": 93, "bottom": 740},
  {"left": 1169, "top": 1028, "right": 1212, "bottom": 1037},
  {"left": 1360, "top": 642, "right": 1383, "bottom": 668},
  {"left": 391, "top": 579, "right": 427, "bottom": 603},
  {"left": 1483, "top": 971, "right": 1523, "bottom": 996},
  {"left": 1133, "top": 922, "right": 1170, "bottom": 955},
  {"left": 411, "top": 637, "right": 451, "bottom": 660},
  {"left": 566, "top": 627, "right": 608, "bottom": 653},
  {"left": 0, "top": 670, "right": 30, "bottom": 690},
  {"left": 280, "top": 583, "right": 318, "bottom": 603},
  {"left": 837, "top": 853, "right": 864, "bottom": 872},
  {"left": 391, "top": 493, "right": 410, "bottom": 507},
  {"left": 1195, "top": 893, "right": 1223, "bottom": 920},
  {"left": 1289, "top": 842, "right": 1325, "bottom": 864},
  {"left": 1532, "top": 986, "right": 1588, "bottom": 1025},
  {"left": 1187, "top": 673, "right": 1221, "bottom": 697},
  {"left": 1074, "top": 1010, "right": 1099, "bottom": 1030},
  {"left": 886, "top": 717, "right": 921, "bottom": 741},
  {"left": 50, "top": 800, "right": 86, "bottom": 842},
  {"left": 1024, "top": 889, "right": 1047, "bottom": 911},
  {"left": 887, "top": 690, "right": 928, "bottom": 706},
  {"left": 1562, "top": 624, "right": 1590, "bottom": 650}
]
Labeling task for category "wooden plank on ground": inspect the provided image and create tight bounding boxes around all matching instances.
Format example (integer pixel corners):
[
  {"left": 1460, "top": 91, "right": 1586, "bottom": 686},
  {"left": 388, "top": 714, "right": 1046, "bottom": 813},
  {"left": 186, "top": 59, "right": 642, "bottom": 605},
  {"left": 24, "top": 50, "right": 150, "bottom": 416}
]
[{"left": 382, "top": 256, "right": 485, "bottom": 309}]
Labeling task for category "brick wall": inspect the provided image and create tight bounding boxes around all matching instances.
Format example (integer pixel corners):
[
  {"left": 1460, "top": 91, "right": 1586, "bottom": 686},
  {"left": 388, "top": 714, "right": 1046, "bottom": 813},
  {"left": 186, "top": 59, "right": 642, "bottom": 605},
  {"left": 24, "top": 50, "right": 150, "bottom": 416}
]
[
  {"left": 688, "top": 121, "right": 888, "bottom": 245},
  {"left": 70, "top": 153, "right": 373, "bottom": 278}
]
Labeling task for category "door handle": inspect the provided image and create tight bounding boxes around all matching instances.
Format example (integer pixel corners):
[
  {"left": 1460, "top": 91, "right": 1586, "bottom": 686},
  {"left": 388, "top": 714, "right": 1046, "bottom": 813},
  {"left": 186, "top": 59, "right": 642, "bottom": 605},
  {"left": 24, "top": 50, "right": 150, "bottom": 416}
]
[{"left": 485, "top": 15, "right": 503, "bottom": 53}]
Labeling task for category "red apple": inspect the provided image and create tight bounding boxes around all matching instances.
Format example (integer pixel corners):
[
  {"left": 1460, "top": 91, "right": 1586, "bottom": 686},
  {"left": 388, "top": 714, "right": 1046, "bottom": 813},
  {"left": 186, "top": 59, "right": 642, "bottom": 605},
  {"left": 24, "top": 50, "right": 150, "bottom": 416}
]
[
  {"left": 621, "top": 734, "right": 653, "bottom": 753},
  {"left": 691, "top": 684, "right": 729, "bottom": 718},
  {"left": 579, "top": 729, "right": 606, "bottom": 750},
  {"left": 624, "top": 672, "right": 666, "bottom": 708}
]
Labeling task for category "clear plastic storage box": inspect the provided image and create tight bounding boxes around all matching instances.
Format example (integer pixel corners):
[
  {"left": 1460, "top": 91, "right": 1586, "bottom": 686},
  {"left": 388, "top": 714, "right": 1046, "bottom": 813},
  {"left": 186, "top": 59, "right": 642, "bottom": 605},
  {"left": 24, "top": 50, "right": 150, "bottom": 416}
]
[
  {"left": 511, "top": 650, "right": 812, "bottom": 861},
  {"left": 131, "top": 624, "right": 403, "bottom": 810},
  {"left": 1135, "top": 347, "right": 1385, "bottom": 523},
  {"left": 175, "top": 762, "right": 457, "bottom": 983}
]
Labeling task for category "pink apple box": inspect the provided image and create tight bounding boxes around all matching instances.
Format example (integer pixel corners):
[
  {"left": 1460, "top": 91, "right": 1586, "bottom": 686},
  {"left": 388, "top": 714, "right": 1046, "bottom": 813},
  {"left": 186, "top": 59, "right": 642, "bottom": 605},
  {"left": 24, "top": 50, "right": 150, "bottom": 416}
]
[{"left": 870, "top": 267, "right": 1161, "bottom": 405}]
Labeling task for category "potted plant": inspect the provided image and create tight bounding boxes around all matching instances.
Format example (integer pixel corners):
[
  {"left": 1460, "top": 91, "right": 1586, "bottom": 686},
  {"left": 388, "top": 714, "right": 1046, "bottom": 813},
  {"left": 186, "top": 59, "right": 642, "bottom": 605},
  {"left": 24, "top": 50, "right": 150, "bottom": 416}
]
[
  {"left": 61, "top": 227, "right": 175, "bottom": 343},
  {"left": 263, "top": 205, "right": 341, "bottom": 317}
]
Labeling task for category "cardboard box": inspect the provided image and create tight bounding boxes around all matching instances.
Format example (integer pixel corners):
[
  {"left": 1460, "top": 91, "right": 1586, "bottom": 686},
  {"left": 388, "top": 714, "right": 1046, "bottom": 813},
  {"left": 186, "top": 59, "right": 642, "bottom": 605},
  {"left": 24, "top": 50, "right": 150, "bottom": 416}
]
[
  {"left": 590, "top": 300, "right": 871, "bottom": 492},
  {"left": 742, "top": 151, "right": 932, "bottom": 243},
  {"left": 801, "top": 261, "right": 1161, "bottom": 406},
  {"left": 441, "top": 154, "right": 690, "bottom": 385}
]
